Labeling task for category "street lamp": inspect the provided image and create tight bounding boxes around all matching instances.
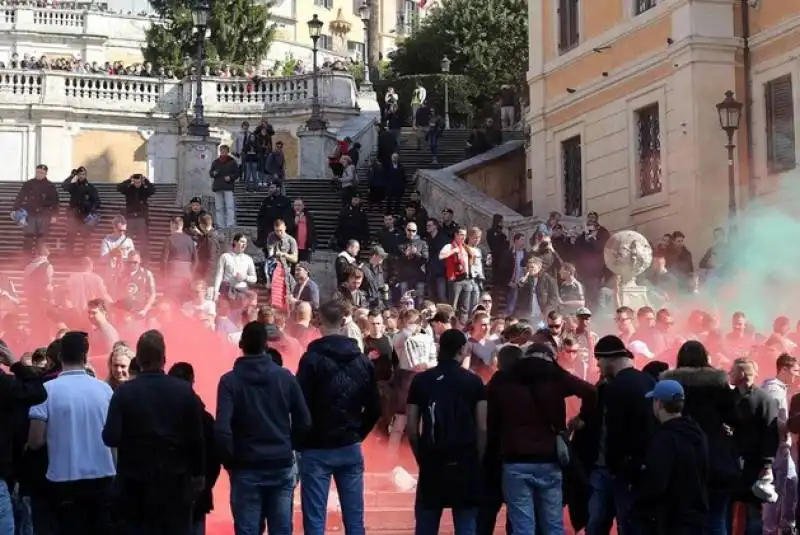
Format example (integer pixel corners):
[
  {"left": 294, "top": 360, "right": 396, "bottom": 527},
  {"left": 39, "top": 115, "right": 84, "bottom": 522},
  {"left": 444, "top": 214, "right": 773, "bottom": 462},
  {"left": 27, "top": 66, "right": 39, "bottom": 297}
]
[
  {"left": 187, "top": 0, "right": 211, "bottom": 137},
  {"left": 306, "top": 14, "right": 327, "bottom": 131},
  {"left": 440, "top": 55, "right": 451, "bottom": 130},
  {"left": 716, "top": 89, "right": 743, "bottom": 221},
  {"left": 358, "top": 1, "right": 372, "bottom": 92}
]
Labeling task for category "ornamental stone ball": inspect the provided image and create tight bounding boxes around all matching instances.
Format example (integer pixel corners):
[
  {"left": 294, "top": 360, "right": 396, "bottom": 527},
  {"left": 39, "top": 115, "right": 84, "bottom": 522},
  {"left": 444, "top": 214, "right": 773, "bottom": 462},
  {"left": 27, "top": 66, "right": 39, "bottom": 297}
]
[{"left": 603, "top": 230, "right": 653, "bottom": 283}]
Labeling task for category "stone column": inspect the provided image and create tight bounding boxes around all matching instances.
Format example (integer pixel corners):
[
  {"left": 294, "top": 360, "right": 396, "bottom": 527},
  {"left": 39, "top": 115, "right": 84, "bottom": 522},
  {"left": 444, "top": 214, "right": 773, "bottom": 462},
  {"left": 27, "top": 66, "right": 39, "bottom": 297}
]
[
  {"left": 309, "top": 250, "right": 338, "bottom": 297},
  {"left": 176, "top": 135, "right": 220, "bottom": 207},
  {"left": 297, "top": 129, "right": 338, "bottom": 180}
]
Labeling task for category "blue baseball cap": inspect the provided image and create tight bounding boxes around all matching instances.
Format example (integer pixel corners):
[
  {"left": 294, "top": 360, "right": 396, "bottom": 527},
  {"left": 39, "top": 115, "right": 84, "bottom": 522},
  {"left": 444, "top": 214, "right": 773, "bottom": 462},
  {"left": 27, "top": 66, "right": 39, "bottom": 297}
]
[{"left": 645, "top": 379, "right": 685, "bottom": 402}]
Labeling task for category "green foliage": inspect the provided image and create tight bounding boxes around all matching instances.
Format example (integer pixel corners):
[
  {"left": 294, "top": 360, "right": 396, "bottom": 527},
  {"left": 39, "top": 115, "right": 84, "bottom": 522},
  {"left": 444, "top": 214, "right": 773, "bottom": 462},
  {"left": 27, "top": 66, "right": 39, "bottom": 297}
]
[
  {"left": 374, "top": 73, "right": 477, "bottom": 128},
  {"left": 280, "top": 54, "right": 300, "bottom": 77},
  {"left": 143, "top": 0, "right": 275, "bottom": 74},
  {"left": 387, "top": 0, "right": 527, "bottom": 118}
]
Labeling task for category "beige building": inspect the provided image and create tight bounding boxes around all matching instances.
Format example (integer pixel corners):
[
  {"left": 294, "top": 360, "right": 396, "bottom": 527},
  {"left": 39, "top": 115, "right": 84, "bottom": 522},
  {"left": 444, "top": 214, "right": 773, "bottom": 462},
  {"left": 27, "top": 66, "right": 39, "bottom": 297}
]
[{"left": 526, "top": 0, "right": 800, "bottom": 252}]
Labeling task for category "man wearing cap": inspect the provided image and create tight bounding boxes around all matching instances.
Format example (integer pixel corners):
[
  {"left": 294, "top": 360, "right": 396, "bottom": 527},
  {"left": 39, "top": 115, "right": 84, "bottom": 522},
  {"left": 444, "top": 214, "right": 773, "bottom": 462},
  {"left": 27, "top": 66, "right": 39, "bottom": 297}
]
[
  {"left": 62, "top": 166, "right": 101, "bottom": 257},
  {"left": 634, "top": 379, "right": 710, "bottom": 535},
  {"left": 14, "top": 164, "right": 59, "bottom": 255},
  {"left": 117, "top": 173, "right": 155, "bottom": 259},
  {"left": 182, "top": 197, "right": 207, "bottom": 240},
  {"left": 440, "top": 208, "right": 459, "bottom": 241},
  {"left": 361, "top": 246, "right": 389, "bottom": 310},
  {"left": 586, "top": 335, "right": 656, "bottom": 535}
]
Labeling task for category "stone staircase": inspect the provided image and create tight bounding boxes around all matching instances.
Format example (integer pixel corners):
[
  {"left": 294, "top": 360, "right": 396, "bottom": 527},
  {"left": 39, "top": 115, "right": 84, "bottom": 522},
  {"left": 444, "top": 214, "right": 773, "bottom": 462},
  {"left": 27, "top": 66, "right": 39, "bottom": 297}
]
[
  {"left": 234, "top": 128, "right": 480, "bottom": 249},
  {"left": 0, "top": 181, "right": 180, "bottom": 267}
]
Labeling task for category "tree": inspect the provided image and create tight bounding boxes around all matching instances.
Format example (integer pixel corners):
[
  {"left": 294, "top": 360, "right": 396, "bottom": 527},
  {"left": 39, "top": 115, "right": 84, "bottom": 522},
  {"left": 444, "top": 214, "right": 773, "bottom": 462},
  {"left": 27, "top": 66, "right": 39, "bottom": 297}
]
[
  {"left": 387, "top": 0, "right": 527, "bottom": 117},
  {"left": 143, "top": 0, "right": 275, "bottom": 73}
]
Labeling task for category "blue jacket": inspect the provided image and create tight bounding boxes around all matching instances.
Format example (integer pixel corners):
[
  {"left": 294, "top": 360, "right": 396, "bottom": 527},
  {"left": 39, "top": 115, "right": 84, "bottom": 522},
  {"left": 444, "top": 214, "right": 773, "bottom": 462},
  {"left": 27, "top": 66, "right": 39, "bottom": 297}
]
[
  {"left": 215, "top": 353, "right": 311, "bottom": 470},
  {"left": 296, "top": 335, "right": 381, "bottom": 450}
]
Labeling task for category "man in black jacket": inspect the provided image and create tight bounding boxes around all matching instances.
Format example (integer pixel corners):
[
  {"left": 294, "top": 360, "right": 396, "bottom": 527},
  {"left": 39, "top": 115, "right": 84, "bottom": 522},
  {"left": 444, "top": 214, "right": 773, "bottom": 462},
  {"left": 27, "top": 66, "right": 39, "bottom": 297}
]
[
  {"left": 168, "top": 362, "right": 222, "bottom": 535},
  {"left": 0, "top": 339, "right": 47, "bottom": 532},
  {"left": 634, "top": 379, "right": 709, "bottom": 535},
  {"left": 256, "top": 182, "right": 292, "bottom": 247},
  {"left": 117, "top": 173, "right": 156, "bottom": 259},
  {"left": 209, "top": 144, "right": 239, "bottom": 228},
  {"left": 335, "top": 195, "right": 370, "bottom": 251},
  {"left": 215, "top": 322, "right": 311, "bottom": 535},
  {"left": 585, "top": 335, "right": 656, "bottom": 535},
  {"left": 61, "top": 166, "right": 100, "bottom": 257},
  {"left": 14, "top": 164, "right": 59, "bottom": 256},
  {"left": 296, "top": 301, "right": 381, "bottom": 535},
  {"left": 102, "top": 330, "right": 205, "bottom": 535}
]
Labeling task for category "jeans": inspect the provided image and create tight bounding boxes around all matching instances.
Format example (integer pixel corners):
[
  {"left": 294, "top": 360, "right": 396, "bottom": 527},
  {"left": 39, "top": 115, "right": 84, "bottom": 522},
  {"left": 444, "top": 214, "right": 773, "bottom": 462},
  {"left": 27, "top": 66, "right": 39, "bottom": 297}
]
[
  {"left": 12, "top": 493, "right": 31, "bottom": 535},
  {"left": 230, "top": 467, "right": 294, "bottom": 535},
  {"left": 0, "top": 481, "right": 14, "bottom": 535},
  {"left": 415, "top": 501, "right": 477, "bottom": 535},
  {"left": 707, "top": 492, "right": 730, "bottom": 535},
  {"left": 612, "top": 474, "right": 639, "bottom": 535},
  {"left": 300, "top": 443, "right": 365, "bottom": 535},
  {"left": 505, "top": 285, "right": 519, "bottom": 315},
  {"left": 213, "top": 190, "right": 236, "bottom": 228},
  {"left": 467, "top": 279, "right": 482, "bottom": 315},
  {"left": 502, "top": 462, "right": 562, "bottom": 535},
  {"left": 428, "top": 277, "right": 447, "bottom": 304},
  {"left": 429, "top": 133, "right": 440, "bottom": 157},
  {"left": 193, "top": 519, "right": 205, "bottom": 535},
  {"left": 763, "top": 444, "right": 797, "bottom": 535},
  {"left": 449, "top": 279, "right": 473, "bottom": 317},
  {"left": 586, "top": 468, "right": 615, "bottom": 535},
  {"left": 127, "top": 216, "right": 149, "bottom": 261},
  {"left": 399, "top": 280, "right": 426, "bottom": 308},
  {"left": 243, "top": 159, "right": 260, "bottom": 189}
]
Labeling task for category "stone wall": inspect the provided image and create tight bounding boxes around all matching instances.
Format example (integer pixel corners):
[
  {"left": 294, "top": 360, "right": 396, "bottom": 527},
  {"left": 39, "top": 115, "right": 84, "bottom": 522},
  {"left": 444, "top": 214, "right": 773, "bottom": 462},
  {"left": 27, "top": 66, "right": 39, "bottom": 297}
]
[{"left": 456, "top": 142, "right": 527, "bottom": 213}]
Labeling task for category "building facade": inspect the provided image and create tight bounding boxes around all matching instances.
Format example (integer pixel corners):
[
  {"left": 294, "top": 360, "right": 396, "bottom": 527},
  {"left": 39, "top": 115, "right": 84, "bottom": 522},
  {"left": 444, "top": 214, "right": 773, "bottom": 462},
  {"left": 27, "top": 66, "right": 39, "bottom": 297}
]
[
  {"left": 0, "top": 0, "right": 426, "bottom": 69},
  {"left": 527, "top": 0, "right": 800, "bottom": 252}
]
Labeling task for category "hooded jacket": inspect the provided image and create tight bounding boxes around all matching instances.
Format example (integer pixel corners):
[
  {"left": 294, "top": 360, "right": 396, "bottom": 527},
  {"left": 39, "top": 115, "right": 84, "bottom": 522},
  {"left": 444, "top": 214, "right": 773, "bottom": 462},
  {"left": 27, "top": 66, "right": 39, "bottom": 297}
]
[
  {"left": 661, "top": 366, "right": 742, "bottom": 490},
  {"left": 296, "top": 335, "right": 381, "bottom": 450},
  {"left": 215, "top": 353, "right": 311, "bottom": 470},
  {"left": 633, "top": 416, "right": 709, "bottom": 535}
]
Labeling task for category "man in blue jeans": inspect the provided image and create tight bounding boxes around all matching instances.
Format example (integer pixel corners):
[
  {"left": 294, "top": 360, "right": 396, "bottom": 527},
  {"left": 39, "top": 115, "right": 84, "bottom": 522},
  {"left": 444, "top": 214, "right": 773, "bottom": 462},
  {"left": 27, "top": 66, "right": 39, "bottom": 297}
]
[
  {"left": 296, "top": 301, "right": 382, "bottom": 535},
  {"left": 215, "top": 322, "right": 311, "bottom": 535}
]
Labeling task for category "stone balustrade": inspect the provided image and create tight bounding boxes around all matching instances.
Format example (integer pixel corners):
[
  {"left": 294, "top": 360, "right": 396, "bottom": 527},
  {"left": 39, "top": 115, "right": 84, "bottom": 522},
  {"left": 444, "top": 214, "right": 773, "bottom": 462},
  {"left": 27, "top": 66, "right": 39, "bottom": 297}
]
[
  {"left": 0, "top": 69, "right": 358, "bottom": 115},
  {"left": 0, "top": 4, "right": 153, "bottom": 39}
]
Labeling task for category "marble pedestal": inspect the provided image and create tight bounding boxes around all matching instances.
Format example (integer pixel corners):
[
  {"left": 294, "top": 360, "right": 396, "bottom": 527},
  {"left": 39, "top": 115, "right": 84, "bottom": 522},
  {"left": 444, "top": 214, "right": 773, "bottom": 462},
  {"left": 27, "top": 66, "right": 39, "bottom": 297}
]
[
  {"left": 620, "top": 282, "right": 651, "bottom": 310},
  {"left": 297, "top": 129, "right": 338, "bottom": 180},
  {"left": 177, "top": 135, "right": 221, "bottom": 208}
]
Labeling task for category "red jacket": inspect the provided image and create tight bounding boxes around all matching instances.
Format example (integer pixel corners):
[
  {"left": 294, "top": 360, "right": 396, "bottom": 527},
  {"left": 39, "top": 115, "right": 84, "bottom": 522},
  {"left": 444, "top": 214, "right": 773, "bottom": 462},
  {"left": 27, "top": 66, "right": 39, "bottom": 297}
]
[{"left": 444, "top": 241, "right": 470, "bottom": 281}]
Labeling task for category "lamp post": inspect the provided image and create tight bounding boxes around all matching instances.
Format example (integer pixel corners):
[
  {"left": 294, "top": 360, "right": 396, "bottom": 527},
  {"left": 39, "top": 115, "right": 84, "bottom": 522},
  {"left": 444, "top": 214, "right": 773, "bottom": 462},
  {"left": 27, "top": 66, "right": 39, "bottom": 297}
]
[
  {"left": 440, "top": 55, "right": 451, "bottom": 130},
  {"left": 716, "top": 89, "right": 743, "bottom": 222},
  {"left": 306, "top": 14, "right": 327, "bottom": 131},
  {"left": 358, "top": 1, "right": 372, "bottom": 92},
  {"left": 187, "top": 0, "right": 211, "bottom": 138}
]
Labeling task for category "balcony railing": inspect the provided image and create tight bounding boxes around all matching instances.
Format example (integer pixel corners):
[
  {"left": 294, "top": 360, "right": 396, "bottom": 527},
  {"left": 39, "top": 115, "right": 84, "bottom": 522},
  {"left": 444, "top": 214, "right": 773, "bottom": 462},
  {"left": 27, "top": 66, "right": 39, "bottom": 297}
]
[
  {"left": 0, "top": 4, "right": 154, "bottom": 37},
  {"left": 0, "top": 70, "right": 358, "bottom": 115}
]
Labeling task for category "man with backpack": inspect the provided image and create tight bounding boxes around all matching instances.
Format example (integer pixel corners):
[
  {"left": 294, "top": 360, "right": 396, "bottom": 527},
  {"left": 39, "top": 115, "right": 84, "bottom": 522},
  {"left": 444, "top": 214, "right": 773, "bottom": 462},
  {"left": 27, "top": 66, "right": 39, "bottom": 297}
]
[{"left": 406, "top": 329, "right": 487, "bottom": 535}]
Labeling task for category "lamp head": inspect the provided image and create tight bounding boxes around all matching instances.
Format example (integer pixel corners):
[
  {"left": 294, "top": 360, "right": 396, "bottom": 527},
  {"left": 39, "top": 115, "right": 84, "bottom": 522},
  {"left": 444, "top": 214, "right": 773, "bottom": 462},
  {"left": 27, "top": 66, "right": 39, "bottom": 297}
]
[
  {"left": 440, "top": 55, "right": 451, "bottom": 73},
  {"left": 307, "top": 14, "right": 324, "bottom": 40},
  {"left": 191, "top": 0, "right": 211, "bottom": 27}
]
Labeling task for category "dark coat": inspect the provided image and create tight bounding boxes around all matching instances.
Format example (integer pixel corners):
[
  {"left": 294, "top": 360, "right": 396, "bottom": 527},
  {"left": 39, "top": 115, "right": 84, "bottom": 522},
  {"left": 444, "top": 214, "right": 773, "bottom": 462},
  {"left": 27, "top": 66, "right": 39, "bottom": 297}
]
[
  {"left": 383, "top": 163, "right": 407, "bottom": 198},
  {"left": 516, "top": 272, "right": 560, "bottom": 317},
  {"left": 117, "top": 178, "right": 155, "bottom": 218},
  {"left": 61, "top": 177, "right": 101, "bottom": 216},
  {"left": 256, "top": 194, "right": 292, "bottom": 245},
  {"left": 210, "top": 156, "right": 240, "bottom": 192},
  {"left": 14, "top": 178, "right": 59, "bottom": 216},
  {"left": 335, "top": 206, "right": 369, "bottom": 248},
  {"left": 286, "top": 209, "right": 317, "bottom": 252}
]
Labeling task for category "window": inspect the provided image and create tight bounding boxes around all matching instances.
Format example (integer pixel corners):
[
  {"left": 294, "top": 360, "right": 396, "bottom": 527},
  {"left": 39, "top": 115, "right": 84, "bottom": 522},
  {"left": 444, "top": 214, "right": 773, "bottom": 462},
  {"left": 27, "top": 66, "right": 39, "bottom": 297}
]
[
  {"left": 347, "top": 40, "right": 364, "bottom": 59},
  {"left": 314, "top": 0, "right": 333, "bottom": 8},
  {"left": 319, "top": 34, "right": 333, "bottom": 50},
  {"left": 561, "top": 136, "right": 583, "bottom": 216},
  {"left": 397, "top": 0, "right": 420, "bottom": 36},
  {"left": 557, "top": 0, "right": 579, "bottom": 53},
  {"left": 635, "top": 0, "right": 657, "bottom": 15},
  {"left": 635, "top": 103, "right": 662, "bottom": 197},
  {"left": 765, "top": 74, "right": 796, "bottom": 174}
]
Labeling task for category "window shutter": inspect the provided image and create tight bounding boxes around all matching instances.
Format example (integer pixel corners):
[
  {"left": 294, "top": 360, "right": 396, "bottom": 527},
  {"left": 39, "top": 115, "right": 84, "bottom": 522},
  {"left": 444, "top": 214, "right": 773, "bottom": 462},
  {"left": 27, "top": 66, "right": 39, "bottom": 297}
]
[
  {"left": 766, "top": 75, "right": 796, "bottom": 173},
  {"left": 557, "top": 0, "right": 568, "bottom": 51}
]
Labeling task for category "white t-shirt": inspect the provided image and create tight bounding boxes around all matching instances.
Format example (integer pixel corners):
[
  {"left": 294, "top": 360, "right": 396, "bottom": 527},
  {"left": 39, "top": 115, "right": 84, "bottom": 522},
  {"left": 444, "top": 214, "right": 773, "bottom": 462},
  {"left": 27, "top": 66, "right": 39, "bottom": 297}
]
[
  {"left": 182, "top": 299, "right": 217, "bottom": 319},
  {"left": 100, "top": 234, "right": 135, "bottom": 264}
]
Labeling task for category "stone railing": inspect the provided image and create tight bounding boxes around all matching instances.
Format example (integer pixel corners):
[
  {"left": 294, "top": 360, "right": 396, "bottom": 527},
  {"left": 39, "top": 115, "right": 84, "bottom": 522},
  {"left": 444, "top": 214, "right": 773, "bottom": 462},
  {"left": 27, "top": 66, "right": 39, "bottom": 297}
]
[
  {"left": 0, "top": 5, "right": 153, "bottom": 38},
  {"left": 416, "top": 140, "right": 584, "bottom": 240},
  {"left": 0, "top": 69, "right": 358, "bottom": 115},
  {"left": 180, "top": 72, "right": 358, "bottom": 115}
]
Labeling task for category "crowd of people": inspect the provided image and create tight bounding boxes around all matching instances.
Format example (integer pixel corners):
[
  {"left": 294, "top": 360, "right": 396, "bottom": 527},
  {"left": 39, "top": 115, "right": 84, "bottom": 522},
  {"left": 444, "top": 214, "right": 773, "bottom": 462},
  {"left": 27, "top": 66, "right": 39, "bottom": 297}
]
[{"left": 4, "top": 146, "right": 800, "bottom": 535}]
